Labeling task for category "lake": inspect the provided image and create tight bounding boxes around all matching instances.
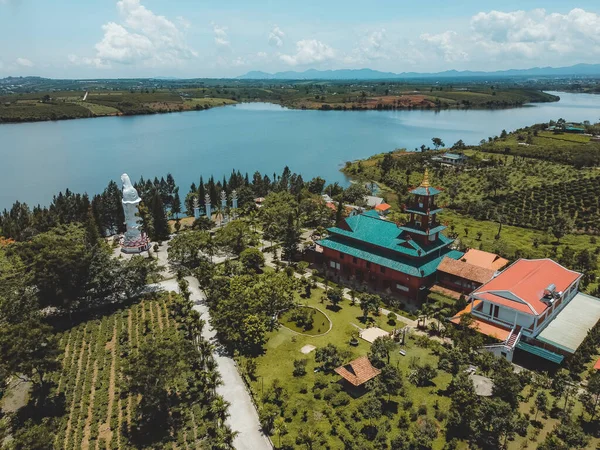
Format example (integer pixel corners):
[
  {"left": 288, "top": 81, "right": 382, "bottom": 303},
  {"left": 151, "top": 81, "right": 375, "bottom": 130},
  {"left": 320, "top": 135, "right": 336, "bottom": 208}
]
[{"left": 1, "top": 91, "right": 599, "bottom": 210}]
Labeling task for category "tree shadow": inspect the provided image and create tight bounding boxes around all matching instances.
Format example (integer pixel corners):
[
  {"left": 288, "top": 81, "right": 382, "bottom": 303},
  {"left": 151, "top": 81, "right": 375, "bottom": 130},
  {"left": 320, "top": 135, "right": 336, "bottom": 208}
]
[{"left": 325, "top": 304, "right": 342, "bottom": 313}]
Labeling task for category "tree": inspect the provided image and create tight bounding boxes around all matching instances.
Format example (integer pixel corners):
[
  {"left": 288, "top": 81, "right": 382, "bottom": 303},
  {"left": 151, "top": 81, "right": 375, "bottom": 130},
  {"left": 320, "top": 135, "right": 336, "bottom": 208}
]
[
  {"left": 360, "top": 293, "right": 381, "bottom": 322},
  {"left": 431, "top": 137, "right": 445, "bottom": 150},
  {"left": 580, "top": 371, "right": 600, "bottom": 420},
  {"left": 258, "top": 403, "right": 279, "bottom": 434},
  {"left": 216, "top": 221, "right": 255, "bottom": 255},
  {"left": 314, "top": 343, "right": 341, "bottom": 372},
  {"left": 551, "top": 213, "right": 574, "bottom": 244},
  {"left": 150, "top": 189, "right": 170, "bottom": 241},
  {"left": 273, "top": 416, "right": 288, "bottom": 448},
  {"left": 239, "top": 247, "right": 265, "bottom": 273},
  {"left": 293, "top": 358, "right": 308, "bottom": 377},
  {"left": 335, "top": 201, "right": 344, "bottom": 224},
  {"left": 281, "top": 213, "right": 300, "bottom": 262},
  {"left": 296, "top": 427, "right": 324, "bottom": 450},
  {"left": 486, "top": 170, "right": 509, "bottom": 197},
  {"left": 492, "top": 360, "right": 522, "bottom": 407},
  {"left": 168, "top": 230, "right": 213, "bottom": 272},
  {"left": 369, "top": 335, "right": 396, "bottom": 367},
  {"left": 472, "top": 398, "right": 516, "bottom": 449},
  {"left": 171, "top": 188, "right": 182, "bottom": 222},
  {"left": 0, "top": 319, "right": 59, "bottom": 401},
  {"left": 408, "top": 363, "right": 438, "bottom": 387},
  {"left": 343, "top": 183, "right": 369, "bottom": 205},
  {"left": 361, "top": 396, "right": 382, "bottom": 425},
  {"left": 446, "top": 372, "right": 478, "bottom": 438},
  {"left": 535, "top": 390, "right": 548, "bottom": 421},
  {"left": 326, "top": 286, "right": 344, "bottom": 309},
  {"left": 379, "top": 365, "right": 403, "bottom": 402}
]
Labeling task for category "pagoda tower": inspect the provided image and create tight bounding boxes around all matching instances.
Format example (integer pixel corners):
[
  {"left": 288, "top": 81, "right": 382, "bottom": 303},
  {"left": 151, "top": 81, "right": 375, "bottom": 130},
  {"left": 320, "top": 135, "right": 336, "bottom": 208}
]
[{"left": 398, "top": 169, "right": 448, "bottom": 248}]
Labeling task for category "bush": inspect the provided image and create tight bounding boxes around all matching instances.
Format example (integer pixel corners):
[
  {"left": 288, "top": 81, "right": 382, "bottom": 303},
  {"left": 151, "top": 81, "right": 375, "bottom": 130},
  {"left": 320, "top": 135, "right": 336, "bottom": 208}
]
[
  {"left": 331, "top": 392, "right": 350, "bottom": 407},
  {"left": 293, "top": 358, "right": 308, "bottom": 377},
  {"left": 387, "top": 312, "right": 397, "bottom": 325}
]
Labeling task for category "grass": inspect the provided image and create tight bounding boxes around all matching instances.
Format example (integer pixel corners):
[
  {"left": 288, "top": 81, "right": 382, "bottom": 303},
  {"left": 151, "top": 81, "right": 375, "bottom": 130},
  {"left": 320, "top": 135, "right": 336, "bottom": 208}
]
[
  {"left": 248, "top": 288, "right": 468, "bottom": 449},
  {"left": 280, "top": 306, "right": 331, "bottom": 335},
  {"left": 74, "top": 101, "right": 120, "bottom": 116}
]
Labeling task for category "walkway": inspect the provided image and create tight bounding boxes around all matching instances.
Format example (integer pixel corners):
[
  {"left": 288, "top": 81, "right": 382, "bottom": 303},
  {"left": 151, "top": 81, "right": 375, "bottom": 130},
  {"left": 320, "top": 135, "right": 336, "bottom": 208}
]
[{"left": 156, "top": 277, "right": 271, "bottom": 450}]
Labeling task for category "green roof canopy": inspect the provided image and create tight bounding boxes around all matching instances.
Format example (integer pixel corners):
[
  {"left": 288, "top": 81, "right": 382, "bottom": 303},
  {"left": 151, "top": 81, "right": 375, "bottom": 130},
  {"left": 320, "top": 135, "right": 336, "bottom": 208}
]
[{"left": 318, "top": 235, "right": 463, "bottom": 277}]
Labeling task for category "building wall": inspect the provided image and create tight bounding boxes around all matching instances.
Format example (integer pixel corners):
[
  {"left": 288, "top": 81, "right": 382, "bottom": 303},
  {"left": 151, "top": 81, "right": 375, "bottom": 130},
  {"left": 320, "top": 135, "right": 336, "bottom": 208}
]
[
  {"left": 321, "top": 246, "right": 429, "bottom": 300},
  {"left": 438, "top": 272, "right": 481, "bottom": 294}
]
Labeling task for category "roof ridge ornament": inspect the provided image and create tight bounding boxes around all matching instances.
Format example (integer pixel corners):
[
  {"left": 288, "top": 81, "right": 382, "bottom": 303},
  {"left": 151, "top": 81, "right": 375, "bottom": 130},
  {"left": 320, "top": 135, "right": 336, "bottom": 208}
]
[{"left": 420, "top": 168, "right": 431, "bottom": 188}]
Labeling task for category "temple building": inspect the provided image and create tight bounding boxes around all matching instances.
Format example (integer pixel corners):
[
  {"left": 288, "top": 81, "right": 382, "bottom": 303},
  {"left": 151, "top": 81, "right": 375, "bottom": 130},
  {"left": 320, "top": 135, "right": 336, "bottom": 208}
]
[
  {"left": 451, "top": 258, "right": 600, "bottom": 364},
  {"left": 317, "top": 170, "right": 463, "bottom": 300}
]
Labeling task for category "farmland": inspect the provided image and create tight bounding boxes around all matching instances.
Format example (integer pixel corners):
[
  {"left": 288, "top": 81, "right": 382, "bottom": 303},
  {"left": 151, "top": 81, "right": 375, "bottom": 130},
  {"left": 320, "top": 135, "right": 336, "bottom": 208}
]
[
  {"left": 0, "top": 76, "right": 559, "bottom": 123},
  {"left": 4, "top": 291, "right": 229, "bottom": 449}
]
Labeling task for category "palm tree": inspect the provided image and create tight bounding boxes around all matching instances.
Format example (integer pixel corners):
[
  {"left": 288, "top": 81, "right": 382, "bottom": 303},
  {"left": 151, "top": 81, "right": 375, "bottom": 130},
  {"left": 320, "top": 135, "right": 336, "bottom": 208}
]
[
  {"left": 210, "top": 396, "right": 231, "bottom": 426},
  {"left": 273, "top": 417, "right": 287, "bottom": 448}
]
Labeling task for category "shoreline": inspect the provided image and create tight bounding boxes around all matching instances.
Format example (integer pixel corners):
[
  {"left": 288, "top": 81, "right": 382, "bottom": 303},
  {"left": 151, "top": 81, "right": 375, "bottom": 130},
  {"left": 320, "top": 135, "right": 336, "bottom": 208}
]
[{"left": 0, "top": 95, "right": 561, "bottom": 125}]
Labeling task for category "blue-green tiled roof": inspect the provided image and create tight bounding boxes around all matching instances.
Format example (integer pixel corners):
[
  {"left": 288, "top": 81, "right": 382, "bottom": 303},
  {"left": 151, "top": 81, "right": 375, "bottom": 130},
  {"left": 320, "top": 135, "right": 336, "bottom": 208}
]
[
  {"left": 410, "top": 186, "right": 442, "bottom": 196},
  {"left": 327, "top": 213, "right": 452, "bottom": 257},
  {"left": 398, "top": 224, "right": 447, "bottom": 236},
  {"left": 405, "top": 207, "right": 443, "bottom": 216},
  {"left": 516, "top": 341, "right": 564, "bottom": 364},
  {"left": 318, "top": 235, "right": 463, "bottom": 277},
  {"left": 362, "top": 210, "right": 381, "bottom": 218}
]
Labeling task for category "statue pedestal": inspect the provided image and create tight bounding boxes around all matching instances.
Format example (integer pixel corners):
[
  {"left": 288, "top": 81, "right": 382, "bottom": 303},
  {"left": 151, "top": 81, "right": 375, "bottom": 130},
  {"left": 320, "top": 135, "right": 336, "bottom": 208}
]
[{"left": 121, "top": 234, "right": 151, "bottom": 254}]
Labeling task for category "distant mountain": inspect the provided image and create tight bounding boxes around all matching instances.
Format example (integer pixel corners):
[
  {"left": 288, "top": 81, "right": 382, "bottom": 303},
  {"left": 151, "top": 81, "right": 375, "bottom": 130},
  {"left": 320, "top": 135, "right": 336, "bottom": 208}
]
[{"left": 238, "top": 64, "right": 600, "bottom": 80}]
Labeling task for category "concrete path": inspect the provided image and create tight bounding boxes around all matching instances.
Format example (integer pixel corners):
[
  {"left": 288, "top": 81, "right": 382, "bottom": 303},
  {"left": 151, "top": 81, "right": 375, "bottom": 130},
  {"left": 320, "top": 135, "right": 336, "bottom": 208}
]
[{"left": 156, "top": 277, "right": 271, "bottom": 450}]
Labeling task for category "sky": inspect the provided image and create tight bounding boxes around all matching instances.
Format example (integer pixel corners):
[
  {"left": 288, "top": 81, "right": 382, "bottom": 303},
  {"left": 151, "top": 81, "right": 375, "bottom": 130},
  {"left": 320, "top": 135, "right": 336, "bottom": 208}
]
[{"left": 1, "top": 0, "right": 599, "bottom": 78}]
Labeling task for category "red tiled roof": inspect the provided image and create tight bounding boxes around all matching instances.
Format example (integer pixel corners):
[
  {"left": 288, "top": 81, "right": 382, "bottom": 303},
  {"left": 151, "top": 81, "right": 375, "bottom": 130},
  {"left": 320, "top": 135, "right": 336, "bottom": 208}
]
[
  {"left": 594, "top": 358, "right": 600, "bottom": 371},
  {"left": 375, "top": 203, "right": 391, "bottom": 211},
  {"left": 472, "top": 259, "right": 581, "bottom": 315},
  {"left": 450, "top": 300, "right": 511, "bottom": 341},
  {"left": 326, "top": 202, "right": 337, "bottom": 211},
  {"left": 334, "top": 356, "right": 381, "bottom": 387},
  {"left": 462, "top": 249, "right": 509, "bottom": 271},
  {"left": 438, "top": 257, "right": 496, "bottom": 284}
]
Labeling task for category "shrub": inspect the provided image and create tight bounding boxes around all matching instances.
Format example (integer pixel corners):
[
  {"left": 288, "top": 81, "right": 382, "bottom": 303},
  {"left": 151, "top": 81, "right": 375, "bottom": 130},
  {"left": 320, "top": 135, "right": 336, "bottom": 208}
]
[
  {"left": 293, "top": 358, "right": 308, "bottom": 377},
  {"left": 331, "top": 392, "right": 350, "bottom": 407}
]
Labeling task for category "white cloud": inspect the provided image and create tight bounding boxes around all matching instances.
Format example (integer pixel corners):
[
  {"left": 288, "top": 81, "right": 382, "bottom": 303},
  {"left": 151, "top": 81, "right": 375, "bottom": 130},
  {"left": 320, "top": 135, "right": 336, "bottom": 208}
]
[
  {"left": 213, "top": 24, "right": 230, "bottom": 49},
  {"left": 468, "top": 8, "right": 600, "bottom": 61},
  {"left": 268, "top": 26, "right": 285, "bottom": 48},
  {"left": 420, "top": 31, "right": 469, "bottom": 62},
  {"left": 71, "top": 0, "right": 196, "bottom": 68},
  {"left": 257, "top": 51, "right": 268, "bottom": 58},
  {"left": 16, "top": 57, "right": 34, "bottom": 67},
  {"left": 280, "top": 39, "right": 335, "bottom": 66}
]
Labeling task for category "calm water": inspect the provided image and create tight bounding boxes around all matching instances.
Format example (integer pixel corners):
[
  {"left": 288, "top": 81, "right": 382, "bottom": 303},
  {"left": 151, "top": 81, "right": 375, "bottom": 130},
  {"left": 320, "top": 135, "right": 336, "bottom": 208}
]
[{"left": 1, "top": 91, "right": 600, "bottom": 210}]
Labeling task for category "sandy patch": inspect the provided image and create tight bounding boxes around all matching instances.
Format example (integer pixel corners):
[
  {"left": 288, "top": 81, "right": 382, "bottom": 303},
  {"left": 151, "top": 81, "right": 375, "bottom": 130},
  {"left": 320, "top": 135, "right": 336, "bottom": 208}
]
[
  {"left": 300, "top": 345, "right": 316, "bottom": 354},
  {"left": 360, "top": 327, "right": 391, "bottom": 344}
]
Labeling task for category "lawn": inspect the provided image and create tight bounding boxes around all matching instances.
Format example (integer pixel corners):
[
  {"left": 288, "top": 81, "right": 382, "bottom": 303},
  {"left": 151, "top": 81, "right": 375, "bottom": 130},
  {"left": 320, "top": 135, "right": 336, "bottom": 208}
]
[{"left": 248, "top": 287, "right": 461, "bottom": 449}]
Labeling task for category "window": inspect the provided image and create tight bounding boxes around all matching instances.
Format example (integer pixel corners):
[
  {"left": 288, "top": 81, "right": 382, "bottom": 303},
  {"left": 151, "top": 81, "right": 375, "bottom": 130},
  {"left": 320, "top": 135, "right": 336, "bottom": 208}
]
[
  {"left": 419, "top": 202, "right": 424, "bottom": 208},
  {"left": 380, "top": 266, "right": 386, "bottom": 274},
  {"left": 396, "top": 283, "right": 409, "bottom": 292},
  {"left": 352, "top": 257, "right": 358, "bottom": 264},
  {"left": 339, "top": 252, "right": 345, "bottom": 259},
  {"left": 366, "top": 262, "right": 371, "bottom": 269},
  {"left": 329, "top": 261, "right": 341, "bottom": 270},
  {"left": 429, "top": 234, "right": 436, "bottom": 242},
  {"left": 416, "top": 220, "right": 422, "bottom": 227}
]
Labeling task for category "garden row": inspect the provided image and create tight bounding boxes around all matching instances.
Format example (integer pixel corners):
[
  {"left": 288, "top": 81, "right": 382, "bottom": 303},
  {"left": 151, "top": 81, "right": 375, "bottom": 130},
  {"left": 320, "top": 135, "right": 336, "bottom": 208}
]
[
  {"left": 49, "top": 295, "right": 195, "bottom": 450},
  {"left": 466, "top": 175, "right": 600, "bottom": 233}
]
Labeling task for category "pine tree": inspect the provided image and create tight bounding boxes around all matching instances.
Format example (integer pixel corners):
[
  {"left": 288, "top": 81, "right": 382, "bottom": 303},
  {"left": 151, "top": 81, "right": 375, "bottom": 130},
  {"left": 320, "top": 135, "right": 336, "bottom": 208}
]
[
  {"left": 198, "top": 176, "right": 206, "bottom": 205},
  {"left": 282, "top": 213, "right": 300, "bottom": 262},
  {"left": 172, "top": 188, "right": 182, "bottom": 221},
  {"left": 336, "top": 201, "right": 344, "bottom": 224},
  {"left": 151, "top": 190, "right": 170, "bottom": 241}
]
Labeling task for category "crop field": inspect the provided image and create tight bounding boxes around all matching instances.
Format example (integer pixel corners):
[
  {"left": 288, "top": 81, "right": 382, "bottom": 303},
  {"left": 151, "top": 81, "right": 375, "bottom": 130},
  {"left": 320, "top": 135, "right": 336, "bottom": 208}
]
[{"left": 49, "top": 293, "right": 203, "bottom": 450}]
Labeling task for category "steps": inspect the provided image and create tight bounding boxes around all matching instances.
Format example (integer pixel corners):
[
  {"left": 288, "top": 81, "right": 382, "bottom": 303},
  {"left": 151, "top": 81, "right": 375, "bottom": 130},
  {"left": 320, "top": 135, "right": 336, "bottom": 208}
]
[{"left": 505, "top": 325, "right": 522, "bottom": 349}]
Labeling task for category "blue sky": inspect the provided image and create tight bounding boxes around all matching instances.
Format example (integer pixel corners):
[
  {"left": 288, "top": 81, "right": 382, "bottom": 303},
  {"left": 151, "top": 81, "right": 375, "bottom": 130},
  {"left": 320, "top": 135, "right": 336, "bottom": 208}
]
[{"left": 1, "top": 0, "right": 599, "bottom": 78}]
